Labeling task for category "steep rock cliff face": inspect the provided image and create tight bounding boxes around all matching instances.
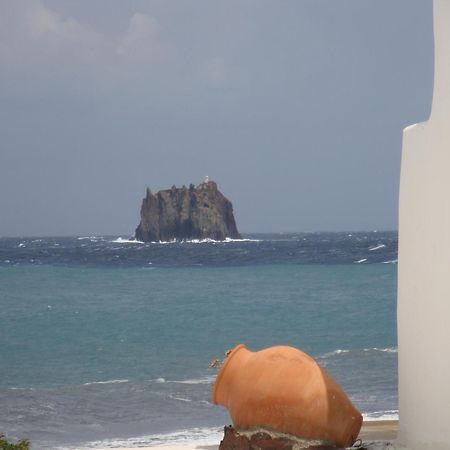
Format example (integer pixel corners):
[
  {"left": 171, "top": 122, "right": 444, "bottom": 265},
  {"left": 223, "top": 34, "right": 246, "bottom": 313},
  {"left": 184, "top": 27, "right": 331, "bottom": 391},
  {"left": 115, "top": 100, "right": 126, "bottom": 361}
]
[{"left": 135, "top": 181, "right": 241, "bottom": 242}]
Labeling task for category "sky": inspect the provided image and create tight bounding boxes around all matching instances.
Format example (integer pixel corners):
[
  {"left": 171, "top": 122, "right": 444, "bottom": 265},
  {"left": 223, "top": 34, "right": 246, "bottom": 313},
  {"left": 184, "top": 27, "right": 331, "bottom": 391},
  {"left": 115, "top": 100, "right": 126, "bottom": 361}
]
[{"left": 0, "top": 0, "right": 434, "bottom": 236}]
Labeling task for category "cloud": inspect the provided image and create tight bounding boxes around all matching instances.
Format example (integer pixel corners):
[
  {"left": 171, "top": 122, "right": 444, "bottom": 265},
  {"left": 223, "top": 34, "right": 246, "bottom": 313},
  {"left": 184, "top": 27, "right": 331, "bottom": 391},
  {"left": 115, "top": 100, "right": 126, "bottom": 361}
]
[
  {"left": 117, "top": 12, "right": 168, "bottom": 63},
  {"left": 26, "top": 1, "right": 97, "bottom": 42},
  {"left": 0, "top": 0, "right": 104, "bottom": 71},
  {"left": 0, "top": 1, "right": 171, "bottom": 92}
]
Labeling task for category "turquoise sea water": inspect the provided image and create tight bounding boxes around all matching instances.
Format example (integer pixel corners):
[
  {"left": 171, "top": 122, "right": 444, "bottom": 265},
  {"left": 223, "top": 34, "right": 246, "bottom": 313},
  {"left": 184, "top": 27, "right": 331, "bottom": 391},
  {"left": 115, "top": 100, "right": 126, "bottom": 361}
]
[{"left": 0, "top": 233, "right": 398, "bottom": 449}]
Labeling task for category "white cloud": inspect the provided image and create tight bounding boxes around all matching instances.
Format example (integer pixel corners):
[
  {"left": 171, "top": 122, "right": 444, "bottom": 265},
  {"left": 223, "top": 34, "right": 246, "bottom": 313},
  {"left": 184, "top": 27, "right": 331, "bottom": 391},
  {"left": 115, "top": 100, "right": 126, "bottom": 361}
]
[
  {"left": 26, "top": 1, "right": 97, "bottom": 43},
  {"left": 116, "top": 12, "right": 171, "bottom": 66},
  {"left": 0, "top": 1, "right": 170, "bottom": 86}
]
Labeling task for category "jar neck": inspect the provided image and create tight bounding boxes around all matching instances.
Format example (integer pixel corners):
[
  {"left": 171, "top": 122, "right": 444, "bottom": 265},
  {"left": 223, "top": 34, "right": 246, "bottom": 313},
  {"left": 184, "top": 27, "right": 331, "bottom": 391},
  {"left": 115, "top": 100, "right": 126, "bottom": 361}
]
[{"left": 211, "top": 344, "right": 251, "bottom": 406}]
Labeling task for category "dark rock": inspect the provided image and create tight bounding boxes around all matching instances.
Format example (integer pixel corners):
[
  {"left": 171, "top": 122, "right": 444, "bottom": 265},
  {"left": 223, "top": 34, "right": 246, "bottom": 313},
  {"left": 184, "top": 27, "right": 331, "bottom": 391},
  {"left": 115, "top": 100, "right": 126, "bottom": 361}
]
[
  {"left": 219, "top": 426, "right": 294, "bottom": 450},
  {"left": 250, "top": 432, "right": 273, "bottom": 443},
  {"left": 218, "top": 426, "right": 340, "bottom": 450},
  {"left": 251, "top": 438, "right": 293, "bottom": 450},
  {"left": 135, "top": 180, "right": 241, "bottom": 242},
  {"left": 219, "top": 426, "right": 250, "bottom": 450}
]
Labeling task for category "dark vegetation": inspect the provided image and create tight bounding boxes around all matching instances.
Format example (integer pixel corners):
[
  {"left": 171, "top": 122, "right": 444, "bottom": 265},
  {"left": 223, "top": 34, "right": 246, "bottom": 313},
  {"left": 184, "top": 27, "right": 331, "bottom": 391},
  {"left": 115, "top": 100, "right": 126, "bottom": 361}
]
[{"left": 0, "top": 434, "right": 29, "bottom": 450}]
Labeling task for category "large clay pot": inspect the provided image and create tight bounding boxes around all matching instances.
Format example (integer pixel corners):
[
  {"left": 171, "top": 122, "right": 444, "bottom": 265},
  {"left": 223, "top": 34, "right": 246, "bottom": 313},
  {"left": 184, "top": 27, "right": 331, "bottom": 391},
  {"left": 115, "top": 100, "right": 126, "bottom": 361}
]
[{"left": 212, "top": 344, "right": 362, "bottom": 448}]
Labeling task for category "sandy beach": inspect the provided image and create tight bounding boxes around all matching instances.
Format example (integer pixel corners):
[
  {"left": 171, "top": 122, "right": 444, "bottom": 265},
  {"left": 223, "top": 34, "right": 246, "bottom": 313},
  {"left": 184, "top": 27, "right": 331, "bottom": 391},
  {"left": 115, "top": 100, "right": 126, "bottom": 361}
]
[{"left": 90, "top": 420, "right": 398, "bottom": 450}]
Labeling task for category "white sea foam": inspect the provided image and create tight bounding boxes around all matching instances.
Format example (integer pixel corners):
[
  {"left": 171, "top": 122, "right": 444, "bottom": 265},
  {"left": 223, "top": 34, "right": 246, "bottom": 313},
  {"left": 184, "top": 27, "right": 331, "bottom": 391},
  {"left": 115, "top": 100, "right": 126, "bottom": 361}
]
[
  {"left": 318, "top": 349, "right": 350, "bottom": 359},
  {"left": 169, "top": 376, "right": 216, "bottom": 385},
  {"left": 181, "top": 237, "right": 261, "bottom": 244},
  {"left": 364, "top": 347, "right": 398, "bottom": 353},
  {"left": 354, "top": 258, "right": 367, "bottom": 264},
  {"left": 83, "top": 379, "right": 129, "bottom": 386},
  {"left": 78, "top": 236, "right": 103, "bottom": 241},
  {"left": 318, "top": 347, "right": 397, "bottom": 359},
  {"left": 168, "top": 394, "right": 192, "bottom": 403},
  {"left": 224, "top": 237, "right": 261, "bottom": 243},
  {"left": 71, "top": 426, "right": 224, "bottom": 448},
  {"left": 369, "top": 244, "right": 386, "bottom": 251},
  {"left": 363, "top": 410, "right": 399, "bottom": 421},
  {"left": 151, "top": 239, "right": 178, "bottom": 244},
  {"left": 382, "top": 259, "right": 398, "bottom": 264},
  {"left": 150, "top": 376, "right": 215, "bottom": 385},
  {"left": 111, "top": 237, "right": 145, "bottom": 244},
  {"left": 18, "top": 242, "right": 25, "bottom": 248},
  {"left": 150, "top": 237, "right": 261, "bottom": 244},
  {"left": 150, "top": 377, "right": 166, "bottom": 383}
]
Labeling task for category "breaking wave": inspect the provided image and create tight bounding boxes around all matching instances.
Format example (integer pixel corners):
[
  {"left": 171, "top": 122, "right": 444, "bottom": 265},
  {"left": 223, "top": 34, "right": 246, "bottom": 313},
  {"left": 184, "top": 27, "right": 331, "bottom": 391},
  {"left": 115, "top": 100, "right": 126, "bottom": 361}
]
[
  {"left": 83, "top": 379, "right": 129, "bottom": 386},
  {"left": 369, "top": 244, "right": 386, "bottom": 251},
  {"left": 149, "top": 376, "right": 215, "bottom": 385},
  {"left": 317, "top": 349, "right": 350, "bottom": 359},
  {"left": 70, "top": 426, "right": 224, "bottom": 448},
  {"left": 364, "top": 347, "right": 397, "bottom": 353},
  {"left": 111, "top": 237, "right": 145, "bottom": 244},
  {"left": 317, "top": 347, "right": 397, "bottom": 359}
]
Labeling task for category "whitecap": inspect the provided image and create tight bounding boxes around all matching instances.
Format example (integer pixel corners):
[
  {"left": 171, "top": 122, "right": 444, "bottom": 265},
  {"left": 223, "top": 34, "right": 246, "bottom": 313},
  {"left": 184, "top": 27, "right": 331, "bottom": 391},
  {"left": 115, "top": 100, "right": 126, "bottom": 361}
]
[
  {"left": 364, "top": 347, "right": 398, "bottom": 353},
  {"left": 317, "top": 349, "right": 350, "bottom": 359},
  {"left": 147, "top": 237, "right": 261, "bottom": 244},
  {"left": 224, "top": 237, "right": 262, "bottom": 243},
  {"left": 83, "top": 379, "right": 129, "bottom": 386},
  {"left": 168, "top": 376, "right": 216, "bottom": 385},
  {"left": 369, "top": 244, "right": 386, "bottom": 251},
  {"left": 147, "top": 377, "right": 166, "bottom": 383},
  {"left": 8, "top": 387, "right": 34, "bottom": 391},
  {"left": 354, "top": 258, "right": 367, "bottom": 264},
  {"left": 382, "top": 259, "right": 398, "bottom": 264},
  {"left": 151, "top": 239, "right": 177, "bottom": 244},
  {"left": 112, "top": 237, "right": 144, "bottom": 244},
  {"left": 168, "top": 394, "right": 192, "bottom": 403},
  {"left": 78, "top": 236, "right": 103, "bottom": 240}
]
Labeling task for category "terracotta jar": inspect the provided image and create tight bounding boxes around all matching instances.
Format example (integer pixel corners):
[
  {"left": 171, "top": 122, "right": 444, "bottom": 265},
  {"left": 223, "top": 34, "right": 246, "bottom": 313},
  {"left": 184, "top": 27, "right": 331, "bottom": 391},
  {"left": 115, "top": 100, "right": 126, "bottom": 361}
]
[{"left": 212, "top": 344, "right": 362, "bottom": 448}]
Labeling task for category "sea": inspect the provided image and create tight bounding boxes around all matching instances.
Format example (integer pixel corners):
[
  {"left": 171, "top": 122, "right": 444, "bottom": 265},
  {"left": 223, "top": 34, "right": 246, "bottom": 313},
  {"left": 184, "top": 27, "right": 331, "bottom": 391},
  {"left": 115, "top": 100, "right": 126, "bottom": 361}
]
[{"left": 0, "top": 232, "right": 398, "bottom": 449}]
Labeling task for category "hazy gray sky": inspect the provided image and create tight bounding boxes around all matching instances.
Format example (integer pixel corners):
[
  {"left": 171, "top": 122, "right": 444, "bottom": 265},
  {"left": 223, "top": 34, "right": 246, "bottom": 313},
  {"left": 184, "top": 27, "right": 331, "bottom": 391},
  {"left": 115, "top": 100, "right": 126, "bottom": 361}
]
[{"left": 0, "top": 0, "right": 434, "bottom": 236}]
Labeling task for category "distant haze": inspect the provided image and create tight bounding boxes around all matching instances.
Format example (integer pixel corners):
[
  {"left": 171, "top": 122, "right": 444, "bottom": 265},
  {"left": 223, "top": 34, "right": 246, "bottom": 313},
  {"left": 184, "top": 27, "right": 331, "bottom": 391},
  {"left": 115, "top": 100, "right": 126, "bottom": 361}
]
[{"left": 0, "top": 0, "right": 433, "bottom": 236}]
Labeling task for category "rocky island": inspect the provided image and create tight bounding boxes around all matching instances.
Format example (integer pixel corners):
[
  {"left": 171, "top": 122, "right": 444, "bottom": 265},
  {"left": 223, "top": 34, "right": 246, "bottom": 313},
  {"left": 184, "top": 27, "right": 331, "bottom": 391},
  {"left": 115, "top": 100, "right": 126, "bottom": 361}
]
[{"left": 135, "top": 179, "right": 241, "bottom": 242}]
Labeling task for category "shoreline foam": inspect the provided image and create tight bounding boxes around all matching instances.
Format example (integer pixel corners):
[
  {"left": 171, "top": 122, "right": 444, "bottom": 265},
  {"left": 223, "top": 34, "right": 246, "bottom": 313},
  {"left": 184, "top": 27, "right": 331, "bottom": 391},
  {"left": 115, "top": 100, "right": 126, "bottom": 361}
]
[{"left": 75, "top": 420, "right": 398, "bottom": 449}]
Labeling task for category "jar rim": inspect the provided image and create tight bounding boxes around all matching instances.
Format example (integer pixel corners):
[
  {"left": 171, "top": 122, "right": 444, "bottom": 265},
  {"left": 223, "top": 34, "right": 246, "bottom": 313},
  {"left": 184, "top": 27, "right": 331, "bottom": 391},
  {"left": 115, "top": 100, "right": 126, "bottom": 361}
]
[{"left": 211, "top": 343, "right": 246, "bottom": 404}]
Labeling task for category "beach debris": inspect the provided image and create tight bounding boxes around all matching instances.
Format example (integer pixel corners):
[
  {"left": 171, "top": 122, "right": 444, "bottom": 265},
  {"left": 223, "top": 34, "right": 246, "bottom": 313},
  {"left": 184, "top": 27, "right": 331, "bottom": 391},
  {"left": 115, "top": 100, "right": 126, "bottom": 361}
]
[{"left": 212, "top": 344, "right": 363, "bottom": 448}]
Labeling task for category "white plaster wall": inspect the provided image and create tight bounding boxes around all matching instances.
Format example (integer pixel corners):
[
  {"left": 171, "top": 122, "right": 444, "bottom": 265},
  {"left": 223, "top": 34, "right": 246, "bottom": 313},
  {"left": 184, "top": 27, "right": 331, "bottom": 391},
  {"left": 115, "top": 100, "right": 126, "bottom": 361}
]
[{"left": 397, "top": 1, "right": 450, "bottom": 449}]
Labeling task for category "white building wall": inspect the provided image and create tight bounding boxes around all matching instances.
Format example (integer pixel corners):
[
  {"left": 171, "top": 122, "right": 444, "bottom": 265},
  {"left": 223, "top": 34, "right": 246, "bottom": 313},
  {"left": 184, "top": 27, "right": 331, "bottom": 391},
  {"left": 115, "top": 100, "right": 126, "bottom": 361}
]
[{"left": 397, "top": 1, "right": 450, "bottom": 449}]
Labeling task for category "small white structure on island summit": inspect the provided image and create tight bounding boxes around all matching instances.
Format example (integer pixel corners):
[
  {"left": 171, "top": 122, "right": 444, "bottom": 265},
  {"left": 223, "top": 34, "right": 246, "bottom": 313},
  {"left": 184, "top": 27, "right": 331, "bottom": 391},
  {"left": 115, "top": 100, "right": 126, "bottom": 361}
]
[{"left": 398, "top": 1, "right": 450, "bottom": 449}]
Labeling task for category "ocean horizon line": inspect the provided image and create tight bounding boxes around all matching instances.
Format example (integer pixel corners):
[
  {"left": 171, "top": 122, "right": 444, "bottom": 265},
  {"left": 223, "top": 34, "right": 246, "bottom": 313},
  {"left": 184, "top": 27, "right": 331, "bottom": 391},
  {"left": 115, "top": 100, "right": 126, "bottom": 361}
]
[{"left": 0, "top": 230, "right": 399, "bottom": 240}]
